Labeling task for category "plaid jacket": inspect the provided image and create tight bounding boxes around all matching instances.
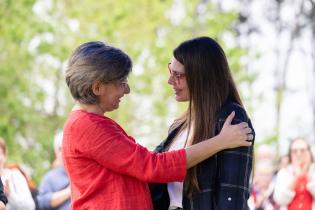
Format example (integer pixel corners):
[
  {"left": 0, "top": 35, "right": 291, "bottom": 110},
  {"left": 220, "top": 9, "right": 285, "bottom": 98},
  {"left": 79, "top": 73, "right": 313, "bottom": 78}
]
[{"left": 150, "top": 101, "right": 255, "bottom": 210}]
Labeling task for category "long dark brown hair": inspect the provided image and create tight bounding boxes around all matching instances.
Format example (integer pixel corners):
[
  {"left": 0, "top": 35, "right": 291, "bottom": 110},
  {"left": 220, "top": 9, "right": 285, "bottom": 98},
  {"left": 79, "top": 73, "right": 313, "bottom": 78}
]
[{"left": 170, "top": 37, "right": 243, "bottom": 196}]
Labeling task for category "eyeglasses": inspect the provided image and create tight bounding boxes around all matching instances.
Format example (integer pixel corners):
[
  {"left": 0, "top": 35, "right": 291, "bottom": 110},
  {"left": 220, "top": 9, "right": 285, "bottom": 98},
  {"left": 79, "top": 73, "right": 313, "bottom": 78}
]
[
  {"left": 291, "top": 148, "right": 309, "bottom": 154},
  {"left": 115, "top": 78, "right": 129, "bottom": 89},
  {"left": 168, "top": 63, "right": 185, "bottom": 82}
]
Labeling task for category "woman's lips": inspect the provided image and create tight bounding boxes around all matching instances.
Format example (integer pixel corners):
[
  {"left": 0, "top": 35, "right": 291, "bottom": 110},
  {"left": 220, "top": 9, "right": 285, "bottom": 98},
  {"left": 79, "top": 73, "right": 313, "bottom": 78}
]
[{"left": 174, "top": 89, "right": 181, "bottom": 94}]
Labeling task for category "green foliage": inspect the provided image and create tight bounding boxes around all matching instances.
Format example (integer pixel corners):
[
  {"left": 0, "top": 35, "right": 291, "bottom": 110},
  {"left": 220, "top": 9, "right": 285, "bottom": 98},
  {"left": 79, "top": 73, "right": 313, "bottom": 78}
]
[{"left": 0, "top": 0, "right": 255, "bottom": 183}]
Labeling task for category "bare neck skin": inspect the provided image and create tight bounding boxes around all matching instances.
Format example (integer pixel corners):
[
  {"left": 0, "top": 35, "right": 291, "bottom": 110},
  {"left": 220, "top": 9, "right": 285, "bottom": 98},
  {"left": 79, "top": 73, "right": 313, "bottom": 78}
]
[{"left": 73, "top": 103, "right": 105, "bottom": 116}]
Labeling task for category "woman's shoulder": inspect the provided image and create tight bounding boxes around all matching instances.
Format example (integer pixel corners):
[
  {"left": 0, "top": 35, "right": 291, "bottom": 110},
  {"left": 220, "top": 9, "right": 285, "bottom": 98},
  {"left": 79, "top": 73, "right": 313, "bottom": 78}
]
[
  {"left": 218, "top": 101, "right": 249, "bottom": 122},
  {"left": 63, "top": 111, "right": 126, "bottom": 147}
]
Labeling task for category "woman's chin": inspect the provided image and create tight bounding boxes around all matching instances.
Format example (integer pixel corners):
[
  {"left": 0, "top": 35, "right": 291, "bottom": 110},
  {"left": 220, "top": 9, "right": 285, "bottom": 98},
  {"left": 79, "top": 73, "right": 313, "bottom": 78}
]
[
  {"left": 106, "top": 103, "right": 120, "bottom": 112},
  {"left": 113, "top": 104, "right": 120, "bottom": 110},
  {"left": 175, "top": 95, "right": 188, "bottom": 102}
]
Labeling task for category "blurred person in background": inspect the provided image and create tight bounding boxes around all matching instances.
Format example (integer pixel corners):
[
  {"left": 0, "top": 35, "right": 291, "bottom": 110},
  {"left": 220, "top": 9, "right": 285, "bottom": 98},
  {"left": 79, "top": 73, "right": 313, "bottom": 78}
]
[
  {"left": 256, "top": 144, "right": 276, "bottom": 164},
  {"left": 278, "top": 154, "right": 289, "bottom": 171},
  {"left": 37, "top": 132, "right": 70, "bottom": 210},
  {"left": 5, "top": 163, "right": 39, "bottom": 210},
  {"left": 249, "top": 161, "right": 279, "bottom": 210},
  {"left": 0, "top": 137, "right": 35, "bottom": 210},
  {"left": 0, "top": 178, "right": 7, "bottom": 209},
  {"left": 274, "top": 137, "right": 315, "bottom": 210}
]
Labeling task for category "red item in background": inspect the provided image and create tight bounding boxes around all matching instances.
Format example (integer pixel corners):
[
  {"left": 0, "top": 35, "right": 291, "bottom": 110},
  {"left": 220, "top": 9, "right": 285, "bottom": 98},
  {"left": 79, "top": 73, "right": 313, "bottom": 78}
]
[{"left": 288, "top": 175, "right": 312, "bottom": 210}]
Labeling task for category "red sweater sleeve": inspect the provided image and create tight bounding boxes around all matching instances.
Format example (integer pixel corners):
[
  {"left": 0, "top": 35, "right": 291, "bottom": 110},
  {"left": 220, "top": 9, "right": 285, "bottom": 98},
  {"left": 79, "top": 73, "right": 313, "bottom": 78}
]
[{"left": 75, "top": 115, "right": 186, "bottom": 183}]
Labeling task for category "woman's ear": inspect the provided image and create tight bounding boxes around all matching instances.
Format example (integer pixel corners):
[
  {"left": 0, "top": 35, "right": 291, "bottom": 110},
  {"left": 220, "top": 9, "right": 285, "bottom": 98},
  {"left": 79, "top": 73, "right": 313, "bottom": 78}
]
[{"left": 92, "top": 81, "right": 102, "bottom": 96}]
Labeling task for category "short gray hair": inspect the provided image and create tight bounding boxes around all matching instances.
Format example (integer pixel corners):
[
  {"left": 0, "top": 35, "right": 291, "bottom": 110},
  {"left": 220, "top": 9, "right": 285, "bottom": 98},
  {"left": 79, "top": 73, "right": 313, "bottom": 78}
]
[{"left": 65, "top": 41, "right": 132, "bottom": 104}]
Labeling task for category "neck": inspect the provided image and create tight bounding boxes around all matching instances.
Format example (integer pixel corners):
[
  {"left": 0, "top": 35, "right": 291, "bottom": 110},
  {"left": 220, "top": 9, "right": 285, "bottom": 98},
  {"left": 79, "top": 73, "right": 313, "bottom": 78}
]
[{"left": 74, "top": 103, "right": 105, "bottom": 115}]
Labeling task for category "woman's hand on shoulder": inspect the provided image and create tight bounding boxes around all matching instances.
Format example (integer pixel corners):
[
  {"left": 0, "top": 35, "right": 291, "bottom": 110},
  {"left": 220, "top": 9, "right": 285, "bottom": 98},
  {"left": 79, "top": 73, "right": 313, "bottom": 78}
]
[
  {"left": 0, "top": 201, "right": 5, "bottom": 210},
  {"left": 218, "top": 111, "right": 253, "bottom": 149}
]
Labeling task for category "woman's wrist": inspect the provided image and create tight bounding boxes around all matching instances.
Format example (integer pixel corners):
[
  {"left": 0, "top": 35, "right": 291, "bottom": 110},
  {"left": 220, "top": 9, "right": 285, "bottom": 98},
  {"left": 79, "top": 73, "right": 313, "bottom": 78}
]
[{"left": 211, "top": 134, "right": 226, "bottom": 151}]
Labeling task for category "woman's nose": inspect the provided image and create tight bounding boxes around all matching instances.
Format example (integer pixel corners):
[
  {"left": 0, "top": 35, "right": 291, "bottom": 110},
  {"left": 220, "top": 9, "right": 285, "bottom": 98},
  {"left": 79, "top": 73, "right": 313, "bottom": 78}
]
[
  {"left": 124, "top": 84, "right": 130, "bottom": 94},
  {"left": 168, "top": 75, "right": 174, "bottom": 85}
]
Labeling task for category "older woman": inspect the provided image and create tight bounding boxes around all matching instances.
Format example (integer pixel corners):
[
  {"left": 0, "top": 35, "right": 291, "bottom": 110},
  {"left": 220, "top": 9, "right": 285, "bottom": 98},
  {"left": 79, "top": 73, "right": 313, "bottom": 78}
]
[
  {"left": 62, "top": 41, "right": 253, "bottom": 210},
  {"left": 274, "top": 138, "right": 315, "bottom": 210}
]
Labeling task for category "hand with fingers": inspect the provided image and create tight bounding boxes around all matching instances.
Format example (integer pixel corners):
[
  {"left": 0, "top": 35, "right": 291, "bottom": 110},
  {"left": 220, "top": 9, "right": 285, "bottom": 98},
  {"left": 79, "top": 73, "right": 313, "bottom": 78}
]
[
  {"left": 0, "top": 202, "right": 4, "bottom": 210},
  {"left": 218, "top": 111, "right": 253, "bottom": 149}
]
